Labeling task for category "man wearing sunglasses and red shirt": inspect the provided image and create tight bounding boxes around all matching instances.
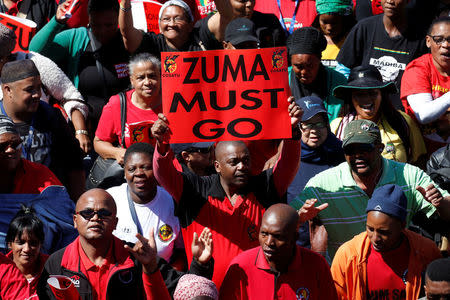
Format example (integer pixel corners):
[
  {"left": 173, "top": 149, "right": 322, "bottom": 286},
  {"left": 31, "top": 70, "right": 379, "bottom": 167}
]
[
  {"left": 290, "top": 119, "right": 450, "bottom": 262},
  {"left": 37, "top": 189, "right": 214, "bottom": 300}
]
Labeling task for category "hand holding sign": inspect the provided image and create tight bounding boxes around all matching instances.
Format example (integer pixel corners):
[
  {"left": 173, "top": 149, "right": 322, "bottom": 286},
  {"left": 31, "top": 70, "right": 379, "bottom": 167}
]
[
  {"left": 151, "top": 113, "right": 172, "bottom": 153},
  {"left": 287, "top": 96, "right": 303, "bottom": 128},
  {"left": 55, "top": 0, "right": 73, "bottom": 24}
]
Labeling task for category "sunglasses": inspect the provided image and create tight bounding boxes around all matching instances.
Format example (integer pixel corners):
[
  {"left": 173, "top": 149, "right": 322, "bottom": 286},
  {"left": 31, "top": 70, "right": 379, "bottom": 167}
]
[
  {"left": 76, "top": 208, "right": 113, "bottom": 220},
  {"left": 343, "top": 144, "right": 375, "bottom": 156},
  {"left": 0, "top": 140, "right": 22, "bottom": 153},
  {"left": 187, "top": 147, "right": 211, "bottom": 154},
  {"left": 300, "top": 122, "right": 327, "bottom": 130}
]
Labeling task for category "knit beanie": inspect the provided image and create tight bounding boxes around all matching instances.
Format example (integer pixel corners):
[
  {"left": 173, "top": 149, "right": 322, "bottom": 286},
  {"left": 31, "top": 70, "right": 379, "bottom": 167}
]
[
  {"left": 316, "top": 0, "right": 353, "bottom": 16},
  {"left": 366, "top": 184, "right": 407, "bottom": 222},
  {"left": 287, "top": 27, "right": 327, "bottom": 56},
  {"left": 0, "top": 24, "right": 16, "bottom": 58},
  {"left": 173, "top": 274, "right": 218, "bottom": 300}
]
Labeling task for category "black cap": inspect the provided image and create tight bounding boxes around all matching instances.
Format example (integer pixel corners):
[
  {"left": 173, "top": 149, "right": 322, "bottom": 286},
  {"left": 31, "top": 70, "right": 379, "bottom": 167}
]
[
  {"left": 287, "top": 27, "right": 327, "bottom": 56},
  {"left": 295, "top": 96, "right": 328, "bottom": 121},
  {"left": 1, "top": 59, "right": 40, "bottom": 84},
  {"left": 333, "top": 65, "right": 397, "bottom": 101},
  {"left": 224, "top": 18, "right": 259, "bottom": 46}
]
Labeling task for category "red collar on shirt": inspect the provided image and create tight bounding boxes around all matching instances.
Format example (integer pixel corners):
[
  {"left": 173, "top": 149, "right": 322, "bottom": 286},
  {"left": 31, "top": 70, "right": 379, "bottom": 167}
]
[{"left": 255, "top": 245, "right": 302, "bottom": 273}]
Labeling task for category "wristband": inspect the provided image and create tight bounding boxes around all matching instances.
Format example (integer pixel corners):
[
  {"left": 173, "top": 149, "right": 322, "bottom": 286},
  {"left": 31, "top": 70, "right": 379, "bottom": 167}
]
[
  {"left": 120, "top": 5, "right": 132, "bottom": 12},
  {"left": 75, "top": 129, "right": 89, "bottom": 136}
]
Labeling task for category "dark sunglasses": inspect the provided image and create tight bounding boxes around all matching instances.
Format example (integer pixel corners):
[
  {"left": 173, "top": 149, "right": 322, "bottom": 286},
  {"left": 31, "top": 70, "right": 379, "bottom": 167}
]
[
  {"left": 187, "top": 147, "right": 211, "bottom": 154},
  {"left": 343, "top": 144, "right": 375, "bottom": 156},
  {"left": 76, "top": 208, "right": 113, "bottom": 220},
  {"left": 0, "top": 140, "right": 22, "bottom": 152}
]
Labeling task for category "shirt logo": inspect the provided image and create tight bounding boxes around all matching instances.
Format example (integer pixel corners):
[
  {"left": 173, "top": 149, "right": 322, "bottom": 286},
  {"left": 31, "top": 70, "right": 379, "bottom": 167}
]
[
  {"left": 114, "top": 63, "right": 129, "bottom": 79},
  {"left": 369, "top": 56, "right": 406, "bottom": 82},
  {"left": 70, "top": 275, "right": 80, "bottom": 287},
  {"left": 296, "top": 287, "right": 310, "bottom": 300},
  {"left": 158, "top": 224, "right": 174, "bottom": 242}
]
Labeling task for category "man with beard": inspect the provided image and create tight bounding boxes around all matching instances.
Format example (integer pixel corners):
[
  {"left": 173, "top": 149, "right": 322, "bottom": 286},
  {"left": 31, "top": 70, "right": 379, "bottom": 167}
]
[
  {"left": 151, "top": 98, "right": 302, "bottom": 287},
  {"left": 290, "top": 119, "right": 450, "bottom": 261}
]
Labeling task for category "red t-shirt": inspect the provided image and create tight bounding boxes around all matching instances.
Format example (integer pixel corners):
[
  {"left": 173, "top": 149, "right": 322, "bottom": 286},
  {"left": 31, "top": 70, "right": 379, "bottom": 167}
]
[
  {"left": 366, "top": 239, "right": 409, "bottom": 300},
  {"left": 254, "top": 0, "right": 316, "bottom": 32},
  {"left": 95, "top": 89, "right": 161, "bottom": 148},
  {"left": 13, "top": 159, "right": 62, "bottom": 193}
]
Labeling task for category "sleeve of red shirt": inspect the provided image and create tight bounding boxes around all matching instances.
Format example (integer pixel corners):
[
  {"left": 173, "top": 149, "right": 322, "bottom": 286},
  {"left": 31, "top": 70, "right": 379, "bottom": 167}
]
[
  {"left": 13, "top": 159, "right": 63, "bottom": 194},
  {"left": 153, "top": 145, "right": 184, "bottom": 202},
  {"left": 142, "top": 270, "right": 171, "bottom": 300},
  {"left": 95, "top": 94, "right": 121, "bottom": 143},
  {"left": 218, "top": 262, "right": 245, "bottom": 300},
  {"left": 400, "top": 56, "right": 431, "bottom": 115},
  {"left": 272, "top": 139, "right": 301, "bottom": 197},
  {"left": 316, "top": 253, "right": 339, "bottom": 300}
]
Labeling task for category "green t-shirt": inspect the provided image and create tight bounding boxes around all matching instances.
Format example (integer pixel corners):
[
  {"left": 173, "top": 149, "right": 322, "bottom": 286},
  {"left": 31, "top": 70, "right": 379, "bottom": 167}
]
[{"left": 290, "top": 158, "right": 445, "bottom": 260}]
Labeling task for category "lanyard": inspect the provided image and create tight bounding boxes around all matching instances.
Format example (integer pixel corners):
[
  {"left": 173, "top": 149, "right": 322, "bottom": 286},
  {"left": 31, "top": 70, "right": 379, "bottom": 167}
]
[
  {"left": 127, "top": 186, "right": 144, "bottom": 236},
  {"left": 276, "top": 0, "right": 300, "bottom": 36},
  {"left": 0, "top": 102, "right": 35, "bottom": 160}
]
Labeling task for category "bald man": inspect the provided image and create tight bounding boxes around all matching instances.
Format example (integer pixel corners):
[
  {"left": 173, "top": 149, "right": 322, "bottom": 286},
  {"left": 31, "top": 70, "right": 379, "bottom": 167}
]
[
  {"left": 151, "top": 98, "right": 302, "bottom": 287},
  {"left": 37, "top": 189, "right": 171, "bottom": 300},
  {"left": 219, "top": 204, "right": 337, "bottom": 299}
]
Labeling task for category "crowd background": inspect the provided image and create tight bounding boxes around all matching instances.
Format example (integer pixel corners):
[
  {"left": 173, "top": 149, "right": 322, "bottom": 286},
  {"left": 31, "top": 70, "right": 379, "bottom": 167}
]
[{"left": 0, "top": 0, "right": 449, "bottom": 299}]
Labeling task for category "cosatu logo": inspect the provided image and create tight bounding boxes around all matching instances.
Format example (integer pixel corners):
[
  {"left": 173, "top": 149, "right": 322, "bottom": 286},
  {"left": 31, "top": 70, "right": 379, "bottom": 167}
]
[
  {"left": 164, "top": 54, "right": 179, "bottom": 73},
  {"left": 272, "top": 49, "right": 285, "bottom": 69}
]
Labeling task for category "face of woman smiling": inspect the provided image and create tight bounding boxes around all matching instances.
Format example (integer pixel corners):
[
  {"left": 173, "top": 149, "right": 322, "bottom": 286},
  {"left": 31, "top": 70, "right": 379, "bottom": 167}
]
[
  {"left": 130, "top": 61, "right": 161, "bottom": 102},
  {"left": 300, "top": 114, "right": 328, "bottom": 148},
  {"left": 351, "top": 88, "right": 382, "bottom": 122},
  {"left": 9, "top": 230, "right": 41, "bottom": 272}
]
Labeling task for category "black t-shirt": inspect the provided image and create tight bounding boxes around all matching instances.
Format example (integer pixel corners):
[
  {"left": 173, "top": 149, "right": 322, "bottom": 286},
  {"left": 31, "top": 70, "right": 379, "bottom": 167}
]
[
  {"left": 135, "top": 29, "right": 207, "bottom": 58},
  {"left": 78, "top": 31, "right": 131, "bottom": 123},
  {"left": 337, "top": 14, "right": 427, "bottom": 109},
  {"left": 195, "top": 10, "right": 286, "bottom": 49}
]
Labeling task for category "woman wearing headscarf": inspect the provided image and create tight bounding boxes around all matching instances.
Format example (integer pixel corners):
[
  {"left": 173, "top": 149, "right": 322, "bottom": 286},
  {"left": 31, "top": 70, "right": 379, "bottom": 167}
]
[
  {"left": 331, "top": 65, "right": 427, "bottom": 166},
  {"left": 119, "top": 0, "right": 209, "bottom": 55},
  {"left": 288, "top": 27, "right": 347, "bottom": 122},
  {"left": 313, "top": 0, "right": 355, "bottom": 69}
]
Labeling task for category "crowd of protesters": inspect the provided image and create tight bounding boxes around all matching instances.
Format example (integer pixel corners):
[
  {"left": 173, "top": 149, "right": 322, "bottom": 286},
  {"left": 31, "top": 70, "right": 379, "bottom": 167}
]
[{"left": 0, "top": 0, "right": 449, "bottom": 299}]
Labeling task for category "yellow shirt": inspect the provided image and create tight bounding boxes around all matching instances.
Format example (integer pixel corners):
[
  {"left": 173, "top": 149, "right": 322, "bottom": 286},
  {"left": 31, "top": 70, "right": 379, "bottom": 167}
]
[
  {"left": 330, "top": 112, "right": 426, "bottom": 163},
  {"left": 321, "top": 39, "right": 345, "bottom": 69}
]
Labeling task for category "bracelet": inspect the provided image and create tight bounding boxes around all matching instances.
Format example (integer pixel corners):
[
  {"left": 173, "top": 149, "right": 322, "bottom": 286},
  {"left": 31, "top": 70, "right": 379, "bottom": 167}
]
[
  {"left": 75, "top": 130, "right": 89, "bottom": 136},
  {"left": 120, "top": 5, "right": 132, "bottom": 12}
]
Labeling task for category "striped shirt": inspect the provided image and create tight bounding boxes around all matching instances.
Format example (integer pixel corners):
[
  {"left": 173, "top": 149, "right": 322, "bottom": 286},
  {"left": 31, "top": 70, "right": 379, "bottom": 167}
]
[{"left": 290, "top": 158, "right": 447, "bottom": 261}]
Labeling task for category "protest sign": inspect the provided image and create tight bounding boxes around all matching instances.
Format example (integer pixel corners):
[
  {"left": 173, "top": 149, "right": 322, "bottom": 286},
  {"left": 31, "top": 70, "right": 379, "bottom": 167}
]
[
  {"left": 195, "top": 0, "right": 216, "bottom": 18},
  {"left": 0, "top": 13, "right": 36, "bottom": 52},
  {"left": 129, "top": 120, "right": 155, "bottom": 146},
  {"left": 131, "top": 0, "right": 162, "bottom": 34},
  {"left": 161, "top": 47, "right": 291, "bottom": 143}
]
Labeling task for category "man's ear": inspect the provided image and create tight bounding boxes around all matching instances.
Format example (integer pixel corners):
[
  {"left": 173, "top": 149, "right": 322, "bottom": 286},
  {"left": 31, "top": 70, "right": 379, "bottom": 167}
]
[
  {"left": 73, "top": 214, "right": 78, "bottom": 229},
  {"left": 181, "top": 151, "right": 190, "bottom": 162},
  {"left": 214, "top": 160, "right": 220, "bottom": 173}
]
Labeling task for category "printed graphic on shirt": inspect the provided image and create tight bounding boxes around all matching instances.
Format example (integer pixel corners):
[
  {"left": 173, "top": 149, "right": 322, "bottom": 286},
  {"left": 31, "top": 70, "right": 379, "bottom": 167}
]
[
  {"left": 158, "top": 224, "right": 174, "bottom": 242},
  {"left": 114, "top": 63, "right": 129, "bottom": 79},
  {"left": 281, "top": 18, "right": 303, "bottom": 32},
  {"left": 366, "top": 288, "right": 406, "bottom": 299},
  {"left": 296, "top": 287, "right": 310, "bottom": 300},
  {"left": 369, "top": 55, "right": 406, "bottom": 82},
  {"left": 19, "top": 131, "right": 52, "bottom": 166}
]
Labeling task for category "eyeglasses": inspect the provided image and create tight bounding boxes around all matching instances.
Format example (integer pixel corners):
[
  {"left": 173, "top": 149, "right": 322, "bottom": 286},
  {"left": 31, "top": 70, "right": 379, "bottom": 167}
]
[
  {"left": 300, "top": 122, "right": 327, "bottom": 130},
  {"left": 160, "top": 16, "right": 188, "bottom": 24},
  {"left": 76, "top": 209, "right": 113, "bottom": 220},
  {"left": 343, "top": 144, "right": 375, "bottom": 156},
  {"left": 428, "top": 35, "right": 450, "bottom": 45},
  {"left": 0, "top": 140, "right": 22, "bottom": 152}
]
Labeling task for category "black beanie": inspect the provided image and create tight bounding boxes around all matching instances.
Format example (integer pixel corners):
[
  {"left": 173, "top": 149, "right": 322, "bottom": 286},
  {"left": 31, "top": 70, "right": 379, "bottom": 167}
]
[{"left": 287, "top": 27, "right": 327, "bottom": 57}]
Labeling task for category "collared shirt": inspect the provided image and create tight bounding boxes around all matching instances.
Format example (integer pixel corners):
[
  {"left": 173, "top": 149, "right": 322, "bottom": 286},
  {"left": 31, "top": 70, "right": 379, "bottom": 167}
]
[
  {"left": 290, "top": 158, "right": 445, "bottom": 261},
  {"left": 78, "top": 241, "right": 115, "bottom": 300},
  {"left": 219, "top": 245, "right": 337, "bottom": 300}
]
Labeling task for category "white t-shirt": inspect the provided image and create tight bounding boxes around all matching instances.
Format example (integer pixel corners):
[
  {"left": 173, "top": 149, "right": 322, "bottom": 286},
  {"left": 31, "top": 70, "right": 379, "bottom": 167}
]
[{"left": 107, "top": 183, "right": 181, "bottom": 262}]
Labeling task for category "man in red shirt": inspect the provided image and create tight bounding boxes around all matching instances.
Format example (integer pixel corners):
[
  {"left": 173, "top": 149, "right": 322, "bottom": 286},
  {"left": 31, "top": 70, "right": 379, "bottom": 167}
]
[
  {"left": 331, "top": 184, "right": 442, "bottom": 300},
  {"left": 0, "top": 114, "right": 62, "bottom": 194},
  {"left": 219, "top": 203, "right": 337, "bottom": 299},
  {"left": 151, "top": 98, "right": 302, "bottom": 287}
]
